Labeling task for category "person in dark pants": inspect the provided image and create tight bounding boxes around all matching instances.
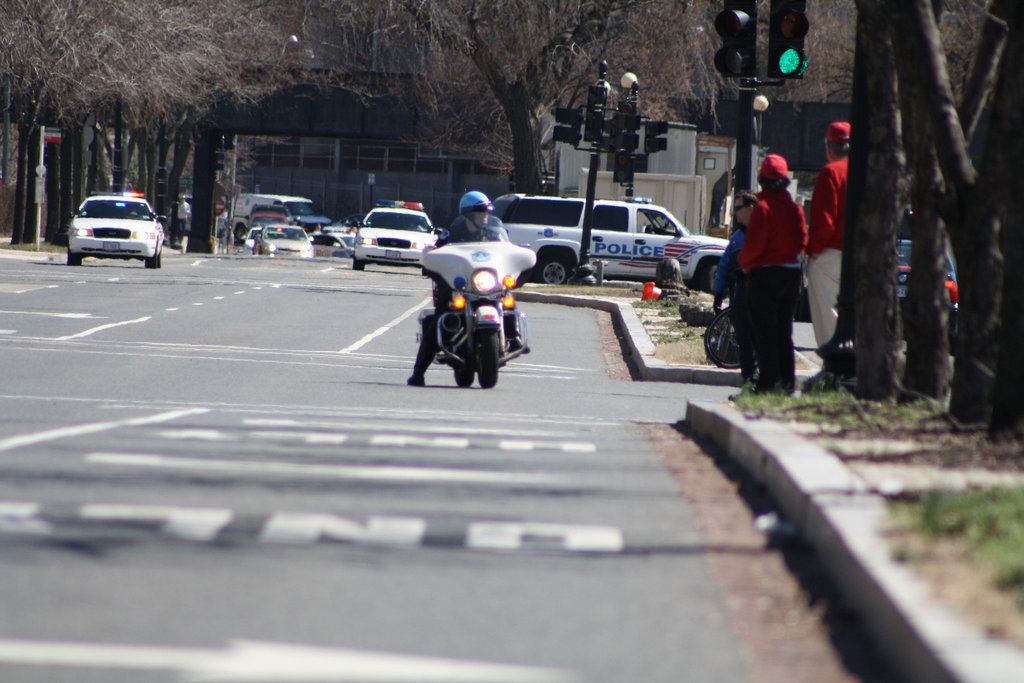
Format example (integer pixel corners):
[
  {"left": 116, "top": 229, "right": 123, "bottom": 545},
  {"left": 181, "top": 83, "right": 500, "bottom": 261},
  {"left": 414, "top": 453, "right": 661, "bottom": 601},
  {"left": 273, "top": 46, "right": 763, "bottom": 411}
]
[
  {"left": 712, "top": 191, "right": 759, "bottom": 384},
  {"left": 408, "top": 191, "right": 509, "bottom": 386},
  {"left": 738, "top": 155, "right": 807, "bottom": 394}
]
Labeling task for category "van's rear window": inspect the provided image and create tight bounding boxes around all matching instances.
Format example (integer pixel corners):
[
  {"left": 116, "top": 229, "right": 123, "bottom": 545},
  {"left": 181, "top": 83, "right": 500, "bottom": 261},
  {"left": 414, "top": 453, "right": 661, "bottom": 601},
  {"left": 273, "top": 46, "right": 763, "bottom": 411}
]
[{"left": 502, "top": 199, "right": 582, "bottom": 227}]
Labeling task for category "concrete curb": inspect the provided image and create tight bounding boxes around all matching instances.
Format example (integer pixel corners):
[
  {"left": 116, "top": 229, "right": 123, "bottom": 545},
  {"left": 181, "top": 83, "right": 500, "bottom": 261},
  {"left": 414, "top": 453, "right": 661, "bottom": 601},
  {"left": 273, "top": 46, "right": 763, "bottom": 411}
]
[
  {"left": 516, "top": 290, "right": 816, "bottom": 387},
  {"left": 686, "top": 400, "right": 1024, "bottom": 683}
]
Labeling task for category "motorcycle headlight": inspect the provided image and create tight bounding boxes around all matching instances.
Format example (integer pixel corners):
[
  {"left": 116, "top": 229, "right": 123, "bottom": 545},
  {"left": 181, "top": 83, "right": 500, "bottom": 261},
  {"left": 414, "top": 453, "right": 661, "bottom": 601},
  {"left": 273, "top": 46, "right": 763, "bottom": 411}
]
[{"left": 472, "top": 270, "right": 500, "bottom": 293}]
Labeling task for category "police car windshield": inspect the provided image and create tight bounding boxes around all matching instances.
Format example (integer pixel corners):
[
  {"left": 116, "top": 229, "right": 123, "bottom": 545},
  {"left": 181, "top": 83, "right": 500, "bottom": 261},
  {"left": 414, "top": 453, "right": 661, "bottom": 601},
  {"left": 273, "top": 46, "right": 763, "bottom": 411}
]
[
  {"left": 265, "top": 227, "right": 307, "bottom": 240},
  {"left": 80, "top": 200, "right": 152, "bottom": 220},
  {"left": 365, "top": 211, "right": 433, "bottom": 233}
]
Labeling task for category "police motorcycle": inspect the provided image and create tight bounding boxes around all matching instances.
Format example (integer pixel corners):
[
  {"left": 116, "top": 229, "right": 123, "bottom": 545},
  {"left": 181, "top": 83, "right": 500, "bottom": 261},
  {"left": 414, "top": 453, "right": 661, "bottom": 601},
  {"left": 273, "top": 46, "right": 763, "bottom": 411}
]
[{"left": 419, "top": 239, "right": 536, "bottom": 389}]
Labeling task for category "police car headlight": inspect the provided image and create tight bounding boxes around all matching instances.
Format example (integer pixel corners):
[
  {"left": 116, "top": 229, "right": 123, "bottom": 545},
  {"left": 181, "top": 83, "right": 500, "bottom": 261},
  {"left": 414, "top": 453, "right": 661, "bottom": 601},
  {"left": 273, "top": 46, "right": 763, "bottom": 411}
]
[
  {"left": 132, "top": 230, "right": 155, "bottom": 240},
  {"left": 472, "top": 270, "right": 500, "bottom": 293},
  {"left": 360, "top": 237, "right": 375, "bottom": 246},
  {"left": 74, "top": 227, "right": 93, "bottom": 237}
]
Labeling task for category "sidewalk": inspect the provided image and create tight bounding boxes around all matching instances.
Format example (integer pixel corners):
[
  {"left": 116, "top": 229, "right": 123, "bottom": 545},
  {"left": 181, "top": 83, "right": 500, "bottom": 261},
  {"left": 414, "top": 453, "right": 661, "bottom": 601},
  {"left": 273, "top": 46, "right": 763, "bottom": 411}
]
[{"left": 519, "top": 288, "right": 1024, "bottom": 683}]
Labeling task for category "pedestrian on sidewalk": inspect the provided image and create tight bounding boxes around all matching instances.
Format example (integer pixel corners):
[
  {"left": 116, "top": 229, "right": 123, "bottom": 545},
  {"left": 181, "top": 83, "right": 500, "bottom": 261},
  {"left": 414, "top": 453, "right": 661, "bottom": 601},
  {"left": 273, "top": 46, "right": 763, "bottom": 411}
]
[
  {"left": 738, "top": 154, "right": 807, "bottom": 394},
  {"left": 806, "top": 120, "right": 850, "bottom": 348},
  {"left": 713, "top": 191, "right": 759, "bottom": 384}
]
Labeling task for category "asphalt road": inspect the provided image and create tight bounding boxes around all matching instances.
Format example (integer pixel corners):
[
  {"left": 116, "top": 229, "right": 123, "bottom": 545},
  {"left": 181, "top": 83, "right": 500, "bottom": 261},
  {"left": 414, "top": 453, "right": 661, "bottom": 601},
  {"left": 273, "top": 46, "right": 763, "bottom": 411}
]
[{"left": 0, "top": 250, "right": 744, "bottom": 682}]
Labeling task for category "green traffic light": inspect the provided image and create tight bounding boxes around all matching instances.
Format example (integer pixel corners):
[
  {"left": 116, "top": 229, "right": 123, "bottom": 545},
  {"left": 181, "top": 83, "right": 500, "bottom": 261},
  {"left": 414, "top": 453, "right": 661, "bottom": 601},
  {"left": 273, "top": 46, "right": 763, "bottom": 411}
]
[{"left": 777, "top": 48, "right": 807, "bottom": 76}]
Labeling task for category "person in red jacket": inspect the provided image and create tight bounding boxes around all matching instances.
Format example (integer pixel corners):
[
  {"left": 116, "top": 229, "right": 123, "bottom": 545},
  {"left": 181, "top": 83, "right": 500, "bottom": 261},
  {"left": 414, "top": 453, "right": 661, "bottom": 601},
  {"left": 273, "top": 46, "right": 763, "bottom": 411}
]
[
  {"left": 738, "top": 154, "right": 807, "bottom": 394},
  {"left": 807, "top": 121, "right": 850, "bottom": 348}
]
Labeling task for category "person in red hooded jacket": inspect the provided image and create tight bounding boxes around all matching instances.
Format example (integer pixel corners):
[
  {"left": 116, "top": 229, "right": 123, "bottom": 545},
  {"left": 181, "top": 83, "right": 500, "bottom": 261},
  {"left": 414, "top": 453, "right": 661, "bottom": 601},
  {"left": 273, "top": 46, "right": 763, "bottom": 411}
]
[
  {"left": 806, "top": 121, "right": 850, "bottom": 348},
  {"left": 738, "top": 154, "right": 807, "bottom": 394}
]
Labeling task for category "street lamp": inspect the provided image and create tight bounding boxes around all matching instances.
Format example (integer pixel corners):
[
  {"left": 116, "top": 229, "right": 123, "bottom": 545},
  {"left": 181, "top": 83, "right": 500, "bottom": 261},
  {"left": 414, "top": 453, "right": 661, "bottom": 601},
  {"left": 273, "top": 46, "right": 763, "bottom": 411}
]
[
  {"left": 569, "top": 61, "right": 611, "bottom": 285},
  {"left": 753, "top": 94, "right": 769, "bottom": 146}
]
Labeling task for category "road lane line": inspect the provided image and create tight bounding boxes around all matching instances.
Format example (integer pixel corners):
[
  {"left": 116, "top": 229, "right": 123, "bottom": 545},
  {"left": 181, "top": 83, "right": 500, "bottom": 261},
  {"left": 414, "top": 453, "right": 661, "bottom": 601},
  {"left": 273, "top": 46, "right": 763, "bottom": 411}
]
[
  {"left": 339, "top": 297, "right": 431, "bottom": 353},
  {"left": 52, "top": 316, "right": 151, "bottom": 340},
  {"left": 0, "top": 408, "right": 209, "bottom": 453},
  {"left": 0, "top": 310, "right": 98, "bottom": 319},
  {"left": 86, "top": 452, "right": 570, "bottom": 487}
]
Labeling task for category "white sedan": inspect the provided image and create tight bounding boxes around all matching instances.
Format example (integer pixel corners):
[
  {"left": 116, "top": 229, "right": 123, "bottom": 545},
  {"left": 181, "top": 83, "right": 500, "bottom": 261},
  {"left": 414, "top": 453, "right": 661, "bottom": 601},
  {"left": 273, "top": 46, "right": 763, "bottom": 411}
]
[
  {"left": 252, "top": 225, "right": 313, "bottom": 258},
  {"left": 352, "top": 207, "right": 435, "bottom": 271},
  {"left": 67, "top": 193, "right": 165, "bottom": 268}
]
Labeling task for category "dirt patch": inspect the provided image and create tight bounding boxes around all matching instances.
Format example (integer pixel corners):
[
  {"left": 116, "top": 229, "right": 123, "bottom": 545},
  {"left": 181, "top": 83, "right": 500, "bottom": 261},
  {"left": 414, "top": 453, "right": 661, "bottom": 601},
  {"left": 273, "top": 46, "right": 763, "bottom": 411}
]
[{"left": 647, "top": 423, "right": 897, "bottom": 683}]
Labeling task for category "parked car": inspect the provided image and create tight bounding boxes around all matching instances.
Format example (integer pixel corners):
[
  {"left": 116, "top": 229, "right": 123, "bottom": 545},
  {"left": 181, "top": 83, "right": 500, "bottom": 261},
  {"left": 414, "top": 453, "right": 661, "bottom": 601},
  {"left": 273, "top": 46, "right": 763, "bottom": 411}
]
[
  {"left": 67, "top": 192, "right": 165, "bottom": 268},
  {"left": 243, "top": 227, "right": 262, "bottom": 252},
  {"left": 352, "top": 201, "right": 435, "bottom": 271},
  {"left": 897, "top": 239, "right": 958, "bottom": 344},
  {"left": 253, "top": 225, "right": 313, "bottom": 258},
  {"left": 311, "top": 232, "right": 355, "bottom": 259}
]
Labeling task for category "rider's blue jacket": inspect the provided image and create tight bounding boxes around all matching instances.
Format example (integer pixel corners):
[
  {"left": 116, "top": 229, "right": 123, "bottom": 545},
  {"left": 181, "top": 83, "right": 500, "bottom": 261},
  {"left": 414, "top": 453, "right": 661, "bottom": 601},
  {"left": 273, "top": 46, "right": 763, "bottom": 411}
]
[{"left": 713, "top": 226, "right": 746, "bottom": 299}]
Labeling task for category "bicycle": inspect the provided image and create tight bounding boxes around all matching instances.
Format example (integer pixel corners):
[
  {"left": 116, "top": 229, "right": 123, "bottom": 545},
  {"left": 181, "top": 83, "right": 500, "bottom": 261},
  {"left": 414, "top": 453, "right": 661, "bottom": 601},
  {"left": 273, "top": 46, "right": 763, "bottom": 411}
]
[{"left": 704, "top": 307, "right": 741, "bottom": 369}]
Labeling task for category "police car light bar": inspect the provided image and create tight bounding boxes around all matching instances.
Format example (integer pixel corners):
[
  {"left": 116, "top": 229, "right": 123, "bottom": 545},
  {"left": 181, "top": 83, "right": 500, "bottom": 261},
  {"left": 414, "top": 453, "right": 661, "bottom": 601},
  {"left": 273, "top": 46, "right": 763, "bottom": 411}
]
[{"left": 375, "top": 200, "right": 425, "bottom": 210}]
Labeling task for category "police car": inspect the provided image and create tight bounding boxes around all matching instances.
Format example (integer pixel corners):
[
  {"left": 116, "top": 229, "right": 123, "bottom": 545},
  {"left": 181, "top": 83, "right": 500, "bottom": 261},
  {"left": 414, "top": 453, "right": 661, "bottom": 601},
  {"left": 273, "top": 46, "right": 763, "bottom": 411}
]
[
  {"left": 493, "top": 194, "right": 727, "bottom": 290},
  {"left": 67, "top": 192, "right": 165, "bottom": 268},
  {"left": 352, "top": 201, "right": 436, "bottom": 271}
]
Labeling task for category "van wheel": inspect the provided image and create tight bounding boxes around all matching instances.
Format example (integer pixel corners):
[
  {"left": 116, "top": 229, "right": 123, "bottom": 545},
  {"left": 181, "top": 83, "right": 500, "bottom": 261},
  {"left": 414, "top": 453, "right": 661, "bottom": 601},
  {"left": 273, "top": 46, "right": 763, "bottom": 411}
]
[{"left": 534, "top": 252, "right": 573, "bottom": 285}]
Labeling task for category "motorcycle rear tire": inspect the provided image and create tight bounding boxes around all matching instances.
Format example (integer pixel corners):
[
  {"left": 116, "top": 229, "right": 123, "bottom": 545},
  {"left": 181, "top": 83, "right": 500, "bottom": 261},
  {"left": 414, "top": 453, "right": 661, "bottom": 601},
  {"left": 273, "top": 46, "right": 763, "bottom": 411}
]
[{"left": 476, "top": 330, "right": 501, "bottom": 389}]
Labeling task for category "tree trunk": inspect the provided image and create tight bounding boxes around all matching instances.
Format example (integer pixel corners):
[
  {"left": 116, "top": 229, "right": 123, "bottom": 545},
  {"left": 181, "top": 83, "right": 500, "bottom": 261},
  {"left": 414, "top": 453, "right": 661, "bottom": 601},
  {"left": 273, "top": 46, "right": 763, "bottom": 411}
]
[
  {"left": 11, "top": 120, "right": 29, "bottom": 244},
  {"left": 502, "top": 82, "right": 542, "bottom": 195},
  {"left": 853, "top": 0, "right": 905, "bottom": 400},
  {"left": 987, "top": 2, "right": 1024, "bottom": 438},
  {"left": 889, "top": 0, "right": 952, "bottom": 401}
]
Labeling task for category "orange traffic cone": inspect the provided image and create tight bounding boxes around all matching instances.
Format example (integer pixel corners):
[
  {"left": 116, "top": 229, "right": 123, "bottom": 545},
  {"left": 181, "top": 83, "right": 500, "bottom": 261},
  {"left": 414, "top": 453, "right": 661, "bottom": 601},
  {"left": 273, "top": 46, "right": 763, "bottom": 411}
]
[{"left": 642, "top": 281, "right": 662, "bottom": 301}]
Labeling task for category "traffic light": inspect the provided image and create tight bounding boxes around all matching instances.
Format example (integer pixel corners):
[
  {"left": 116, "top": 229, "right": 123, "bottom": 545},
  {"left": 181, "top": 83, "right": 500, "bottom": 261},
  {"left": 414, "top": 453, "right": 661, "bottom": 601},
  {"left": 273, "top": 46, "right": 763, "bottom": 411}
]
[
  {"left": 553, "top": 107, "right": 583, "bottom": 146},
  {"left": 714, "top": 1, "right": 757, "bottom": 78},
  {"left": 644, "top": 120, "right": 668, "bottom": 154},
  {"left": 584, "top": 84, "right": 608, "bottom": 143},
  {"left": 768, "top": 0, "right": 808, "bottom": 79},
  {"left": 612, "top": 151, "right": 635, "bottom": 184},
  {"left": 613, "top": 101, "right": 641, "bottom": 151}
]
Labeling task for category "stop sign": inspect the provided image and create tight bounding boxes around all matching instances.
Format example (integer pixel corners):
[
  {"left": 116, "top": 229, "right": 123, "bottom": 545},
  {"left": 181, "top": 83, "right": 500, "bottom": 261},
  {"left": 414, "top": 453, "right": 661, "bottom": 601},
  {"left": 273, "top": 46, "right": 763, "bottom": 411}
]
[{"left": 215, "top": 197, "right": 226, "bottom": 216}]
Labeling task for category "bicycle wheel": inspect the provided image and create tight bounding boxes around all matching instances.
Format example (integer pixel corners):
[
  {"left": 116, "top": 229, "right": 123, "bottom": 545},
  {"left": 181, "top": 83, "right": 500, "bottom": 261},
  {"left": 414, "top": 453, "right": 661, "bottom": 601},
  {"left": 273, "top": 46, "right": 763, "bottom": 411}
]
[{"left": 704, "top": 307, "right": 741, "bottom": 369}]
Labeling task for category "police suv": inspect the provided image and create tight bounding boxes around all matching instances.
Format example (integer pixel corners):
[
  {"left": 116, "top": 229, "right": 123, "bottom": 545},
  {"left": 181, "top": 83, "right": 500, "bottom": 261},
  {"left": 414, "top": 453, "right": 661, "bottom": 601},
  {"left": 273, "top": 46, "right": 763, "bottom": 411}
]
[
  {"left": 67, "top": 192, "right": 165, "bottom": 268},
  {"left": 492, "top": 194, "right": 727, "bottom": 290}
]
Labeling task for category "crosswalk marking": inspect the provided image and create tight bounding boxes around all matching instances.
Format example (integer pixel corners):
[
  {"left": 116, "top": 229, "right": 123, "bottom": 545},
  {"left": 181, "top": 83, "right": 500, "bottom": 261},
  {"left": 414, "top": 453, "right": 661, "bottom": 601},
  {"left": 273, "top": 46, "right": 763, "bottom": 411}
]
[{"left": 0, "top": 500, "right": 626, "bottom": 556}]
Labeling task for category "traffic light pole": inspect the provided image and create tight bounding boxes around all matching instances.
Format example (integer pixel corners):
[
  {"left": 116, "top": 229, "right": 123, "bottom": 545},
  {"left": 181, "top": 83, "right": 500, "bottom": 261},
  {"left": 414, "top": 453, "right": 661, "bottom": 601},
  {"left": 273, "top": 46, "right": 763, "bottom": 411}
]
[
  {"left": 569, "top": 150, "right": 601, "bottom": 285},
  {"left": 734, "top": 86, "right": 756, "bottom": 191}
]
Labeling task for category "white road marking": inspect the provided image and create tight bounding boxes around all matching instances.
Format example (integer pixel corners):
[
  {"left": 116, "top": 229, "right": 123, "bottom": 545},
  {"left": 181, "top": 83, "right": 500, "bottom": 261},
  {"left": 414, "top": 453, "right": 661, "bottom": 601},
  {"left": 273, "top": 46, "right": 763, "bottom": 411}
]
[
  {"left": 339, "top": 297, "right": 431, "bottom": 353},
  {"left": 0, "top": 408, "right": 209, "bottom": 453},
  {"left": 0, "top": 309, "right": 97, "bottom": 319},
  {"left": 157, "top": 429, "right": 237, "bottom": 441},
  {"left": 468, "top": 522, "right": 624, "bottom": 553},
  {"left": 241, "top": 417, "right": 571, "bottom": 437},
  {"left": 249, "top": 430, "right": 349, "bottom": 445},
  {"left": 370, "top": 434, "right": 471, "bottom": 449},
  {"left": 52, "top": 316, "right": 151, "bottom": 340},
  {"left": 0, "top": 638, "right": 576, "bottom": 682},
  {"left": 80, "top": 504, "right": 233, "bottom": 541},
  {"left": 86, "top": 452, "right": 569, "bottom": 487},
  {"left": 262, "top": 513, "right": 425, "bottom": 545}
]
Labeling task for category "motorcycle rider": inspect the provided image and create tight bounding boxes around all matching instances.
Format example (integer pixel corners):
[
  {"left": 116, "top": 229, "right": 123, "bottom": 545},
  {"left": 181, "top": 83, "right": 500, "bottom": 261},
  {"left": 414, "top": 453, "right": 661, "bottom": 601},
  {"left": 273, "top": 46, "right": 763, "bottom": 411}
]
[{"left": 407, "top": 191, "right": 512, "bottom": 386}]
